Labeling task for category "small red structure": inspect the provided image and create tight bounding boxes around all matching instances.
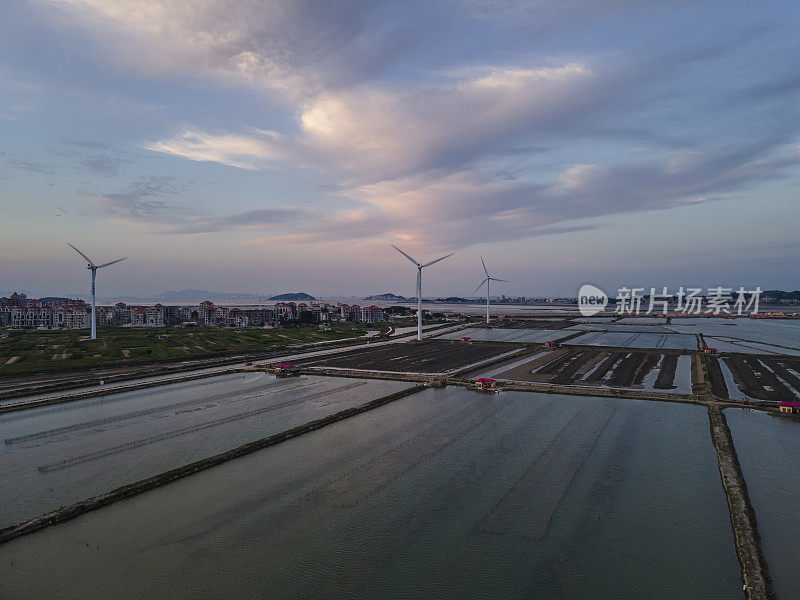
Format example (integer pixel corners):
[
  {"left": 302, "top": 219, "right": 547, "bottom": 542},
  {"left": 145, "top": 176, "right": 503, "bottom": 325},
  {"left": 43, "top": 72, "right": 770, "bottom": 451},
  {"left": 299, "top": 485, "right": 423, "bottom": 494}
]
[
  {"left": 275, "top": 364, "right": 299, "bottom": 377},
  {"left": 460, "top": 336, "right": 471, "bottom": 343},
  {"left": 779, "top": 401, "right": 800, "bottom": 414},
  {"left": 544, "top": 341, "right": 559, "bottom": 349},
  {"left": 704, "top": 347, "right": 719, "bottom": 355},
  {"left": 474, "top": 378, "right": 497, "bottom": 392}
]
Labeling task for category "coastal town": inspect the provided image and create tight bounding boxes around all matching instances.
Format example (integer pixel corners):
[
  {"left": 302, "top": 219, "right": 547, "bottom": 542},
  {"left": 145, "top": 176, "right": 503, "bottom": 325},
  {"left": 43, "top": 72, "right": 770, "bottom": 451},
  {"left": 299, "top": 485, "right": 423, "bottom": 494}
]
[{"left": 0, "top": 292, "right": 388, "bottom": 329}]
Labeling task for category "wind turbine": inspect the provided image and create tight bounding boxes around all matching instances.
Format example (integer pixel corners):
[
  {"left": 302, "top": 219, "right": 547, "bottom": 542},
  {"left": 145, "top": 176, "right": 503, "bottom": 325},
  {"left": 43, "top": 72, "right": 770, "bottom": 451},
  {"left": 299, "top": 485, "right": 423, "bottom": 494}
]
[
  {"left": 67, "top": 243, "right": 126, "bottom": 340},
  {"left": 391, "top": 245, "right": 453, "bottom": 341},
  {"left": 474, "top": 257, "right": 508, "bottom": 324}
]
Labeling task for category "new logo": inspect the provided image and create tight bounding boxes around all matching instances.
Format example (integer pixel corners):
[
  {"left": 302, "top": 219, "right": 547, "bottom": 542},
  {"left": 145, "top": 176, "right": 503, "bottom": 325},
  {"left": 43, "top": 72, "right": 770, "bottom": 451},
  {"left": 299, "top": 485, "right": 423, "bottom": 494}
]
[{"left": 578, "top": 284, "right": 608, "bottom": 317}]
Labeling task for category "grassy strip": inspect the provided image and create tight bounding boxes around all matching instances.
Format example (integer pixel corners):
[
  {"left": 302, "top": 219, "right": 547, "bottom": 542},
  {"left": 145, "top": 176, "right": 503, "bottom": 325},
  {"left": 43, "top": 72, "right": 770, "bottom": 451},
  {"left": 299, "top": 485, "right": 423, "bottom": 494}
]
[
  {"left": 0, "top": 323, "right": 381, "bottom": 378},
  {"left": 0, "top": 331, "right": 401, "bottom": 403},
  {"left": 0, "top": 384, "right": 426, "bottom": 545}
]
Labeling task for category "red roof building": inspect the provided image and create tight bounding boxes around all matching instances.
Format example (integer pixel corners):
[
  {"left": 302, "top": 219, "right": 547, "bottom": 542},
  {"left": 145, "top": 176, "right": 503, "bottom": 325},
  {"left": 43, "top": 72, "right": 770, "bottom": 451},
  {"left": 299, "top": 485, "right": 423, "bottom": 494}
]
[{"left": 474, "top": 377, "right": 497, "bottom": 391}]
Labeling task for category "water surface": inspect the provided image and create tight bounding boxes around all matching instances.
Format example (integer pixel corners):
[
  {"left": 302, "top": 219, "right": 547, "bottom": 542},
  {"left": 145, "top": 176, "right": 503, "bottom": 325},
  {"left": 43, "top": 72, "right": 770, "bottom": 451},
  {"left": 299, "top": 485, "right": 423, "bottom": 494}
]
[
  {"left": 726, "top": 408, "right": 800, "bottom": 598},
  {"left": 439, "top": 327, "right": 567, "bottom": 343},
  {"left": 0, "top": 372, "right": 412, "bottom": 527},
  {"left": 0, "top": 389, "right": 740, "bottom": 599}
]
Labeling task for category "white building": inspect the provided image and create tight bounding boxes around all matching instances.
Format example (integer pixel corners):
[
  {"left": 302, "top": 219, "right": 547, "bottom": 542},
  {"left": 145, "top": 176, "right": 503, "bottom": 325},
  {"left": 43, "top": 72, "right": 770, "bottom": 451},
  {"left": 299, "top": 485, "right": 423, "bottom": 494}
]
[{"left": 361, "top": 305, "right": 384, "bottom": 323}]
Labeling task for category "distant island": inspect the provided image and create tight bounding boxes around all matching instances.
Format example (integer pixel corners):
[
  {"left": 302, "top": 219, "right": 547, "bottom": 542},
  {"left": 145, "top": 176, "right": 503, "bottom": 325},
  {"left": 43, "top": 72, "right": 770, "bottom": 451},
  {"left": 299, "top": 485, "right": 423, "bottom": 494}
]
[
  {"left": 763, "top": 290, "right": 800, "bottom": 303},
  {"left": 268, "top": 292, "right": 317, "bottom": 302},
  {"left": 39, "top": 297, "right": 76, "bottom": 304},
  {"left": 363, "top": 293, "right": 409, "bottom": 301}
]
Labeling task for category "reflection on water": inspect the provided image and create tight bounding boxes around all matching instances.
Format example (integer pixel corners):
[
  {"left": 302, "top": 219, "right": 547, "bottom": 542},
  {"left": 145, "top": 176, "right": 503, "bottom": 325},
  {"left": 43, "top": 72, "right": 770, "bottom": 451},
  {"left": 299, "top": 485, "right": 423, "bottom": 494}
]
[
  {"left": 666, "top": 318, "right": 800, "bottom": 354},
  {"left": 726, "top": 408, "right": 800, "bottom": 599},
  {"left": 439, "top": 328, "right": 566, "bottom": 343},
  {"left": 0, "top": 389, "right": 739, "bottom": 599},
  {"left": 0, "top": 373, "right": 413, "bottom": 528}
]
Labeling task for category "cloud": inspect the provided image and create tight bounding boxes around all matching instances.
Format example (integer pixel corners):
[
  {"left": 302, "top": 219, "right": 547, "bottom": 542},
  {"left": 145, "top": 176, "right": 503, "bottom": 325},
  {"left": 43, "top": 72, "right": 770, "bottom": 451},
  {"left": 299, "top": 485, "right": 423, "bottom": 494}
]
[
  {"left": 87, "top": 176, "right": 305, "bottom": 234},
  {"left": 168, "top": 208, "right": 308, "bottom": 234},
  {"left": 48, "top": 140, "right": 136, "bottom": 176},
  {"left": 88, "top": 176, "right": 188, "bottom": 223},
  {"left": 146, "top": 63, "right": 601, "bottom": 182},
  {"left": 299, "top": 64, "right": 600, "bottom": 182},
  {"left": 46, "top": 0, "right": 404, "bottom": 98},
  {"left": 144, "top": 129, "right": 289, "bottom": 170},
  {"left": 47, "top": 0, "right": 800, "bottom": 252},
  {"left": 80, "top": 154, "right": 130, "bottom": 176},
  {"left": 238, "top": 141, "right": 794, "bottom": 249},
  {"left": 6, "top": 157, "right": 58, "bottom": 174}
]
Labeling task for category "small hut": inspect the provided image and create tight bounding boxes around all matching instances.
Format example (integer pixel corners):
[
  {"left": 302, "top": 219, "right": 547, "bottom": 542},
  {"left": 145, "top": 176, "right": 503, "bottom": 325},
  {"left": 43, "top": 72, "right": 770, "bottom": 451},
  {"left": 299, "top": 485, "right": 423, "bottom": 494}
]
[
  {"left": 460, "top": 336, "right": 472, "bottom": 343},
  {"left": 779, "top": 401, "right": 800, "bottom": 414},
  {"left": 275, "top": 364, "right": 300, "bottom": 377},
  {"left": 704, "top": 347, "right": 719, "bottom": 355},
  {"left": 474, "top": 378, "right": 497, "bottom": 392}
]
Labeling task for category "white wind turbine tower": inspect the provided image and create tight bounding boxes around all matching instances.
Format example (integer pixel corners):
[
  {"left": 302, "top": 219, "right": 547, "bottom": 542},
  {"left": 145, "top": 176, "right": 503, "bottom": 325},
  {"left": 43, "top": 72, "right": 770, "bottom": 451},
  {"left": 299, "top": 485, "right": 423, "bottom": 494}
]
[
  {"left": 474, "top": 257, "right": 508, "bottom": 324},
  {"left": 68, "top": 243, "right": 126, "bottom": 340},
  {"left": 391, "top": 245, "right": 453, "bottom": 341}
]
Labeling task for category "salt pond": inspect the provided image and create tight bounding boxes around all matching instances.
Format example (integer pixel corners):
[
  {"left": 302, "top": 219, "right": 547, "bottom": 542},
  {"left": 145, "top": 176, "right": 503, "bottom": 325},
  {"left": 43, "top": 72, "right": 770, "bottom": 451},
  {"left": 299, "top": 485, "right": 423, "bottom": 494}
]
[
  {"left": 0, "top": 388, "right": 740, "bottom": 599},
  {"left": 565, "top": 330, "right": 697, "bottom": 350},
  {"left": 726, "top": 408, "right": 800, "bottom": 599},
  {"left": 0, "top": 372, "right": 413, "bottom": 528},
  {"left": 666, "top": 318, "right": 800, "bottom": 354},
  {"left": 439, "top": 327, "right": 568, "bottom": 343},
  {"left": 568, "top": 323, "right": 673, "bottom": 332}
]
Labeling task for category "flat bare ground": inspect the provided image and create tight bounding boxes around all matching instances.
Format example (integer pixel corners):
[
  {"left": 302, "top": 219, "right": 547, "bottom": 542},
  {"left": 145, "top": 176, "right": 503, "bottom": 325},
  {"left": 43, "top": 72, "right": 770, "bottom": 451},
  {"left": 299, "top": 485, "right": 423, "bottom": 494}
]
[
  {"left": 723, "top": 355, "right": 800, "bottom": 401},
  {"left": 295, "top": 340, "right": 513, "bottom": 373},
  {"left": 491, "top": 348, "right": 689, "bottom": 390}
]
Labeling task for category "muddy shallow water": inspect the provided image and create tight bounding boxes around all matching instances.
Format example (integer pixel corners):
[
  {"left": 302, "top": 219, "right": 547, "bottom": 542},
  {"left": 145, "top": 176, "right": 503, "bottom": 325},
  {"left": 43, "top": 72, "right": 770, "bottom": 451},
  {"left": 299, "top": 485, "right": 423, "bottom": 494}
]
[{"left": 0, "top": 388, "right": 740, "bottom": 599}]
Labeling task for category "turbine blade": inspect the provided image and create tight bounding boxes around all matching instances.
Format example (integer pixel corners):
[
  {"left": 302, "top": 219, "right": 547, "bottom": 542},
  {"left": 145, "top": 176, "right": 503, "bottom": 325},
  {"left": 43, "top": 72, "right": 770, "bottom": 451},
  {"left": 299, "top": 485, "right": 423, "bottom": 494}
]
[
  {"left": 391, "top": 244, "right": 420, "bottom": 266},
  {"left": 422, "top": 252, "right": 453, "bottom": 268},
  {"left": 473, "top": 278, "right": 488, "bottom": 294},
  {"left": 67, "top": 243, "right": 94, "bottom": 266},
  {"left": 96, "top": 257, "right": 127, "bottom": 269},
  {"left": 490, "top": 278, "right": 509, "bottom": 283},
  {"left": 481, "top": 256, "right": 488, "bottom": 277}
]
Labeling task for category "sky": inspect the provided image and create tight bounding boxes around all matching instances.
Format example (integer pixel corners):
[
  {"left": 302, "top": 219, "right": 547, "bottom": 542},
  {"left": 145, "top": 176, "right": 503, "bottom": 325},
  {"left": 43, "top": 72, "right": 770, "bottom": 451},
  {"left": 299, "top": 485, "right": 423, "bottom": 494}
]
[{"left": 1, "top": 0, "right": 799, "bottom": 299}]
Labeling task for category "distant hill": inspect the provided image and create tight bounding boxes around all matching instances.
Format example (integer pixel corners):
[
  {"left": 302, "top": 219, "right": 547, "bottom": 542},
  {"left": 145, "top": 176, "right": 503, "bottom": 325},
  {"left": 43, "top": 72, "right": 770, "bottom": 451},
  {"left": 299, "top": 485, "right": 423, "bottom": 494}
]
[
  {"left": 268, "top": 292, "right": 317, "bottom": 302},
  {"left": 364, "top": 293, "right": 409, "bottom": 301},
  {"left": 39, "top": 297, "right": 76, "bottom": 304},
  {"left": 762, "top": 290, "right": 800, "bottom": 301}
]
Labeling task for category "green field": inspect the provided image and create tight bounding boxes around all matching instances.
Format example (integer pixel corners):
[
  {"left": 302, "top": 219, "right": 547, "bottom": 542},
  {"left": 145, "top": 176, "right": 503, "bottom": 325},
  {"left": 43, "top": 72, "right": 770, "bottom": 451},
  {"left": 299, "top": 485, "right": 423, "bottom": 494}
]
[{"left": 0, "top": 323, "right": 387, "bottom": 377}]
